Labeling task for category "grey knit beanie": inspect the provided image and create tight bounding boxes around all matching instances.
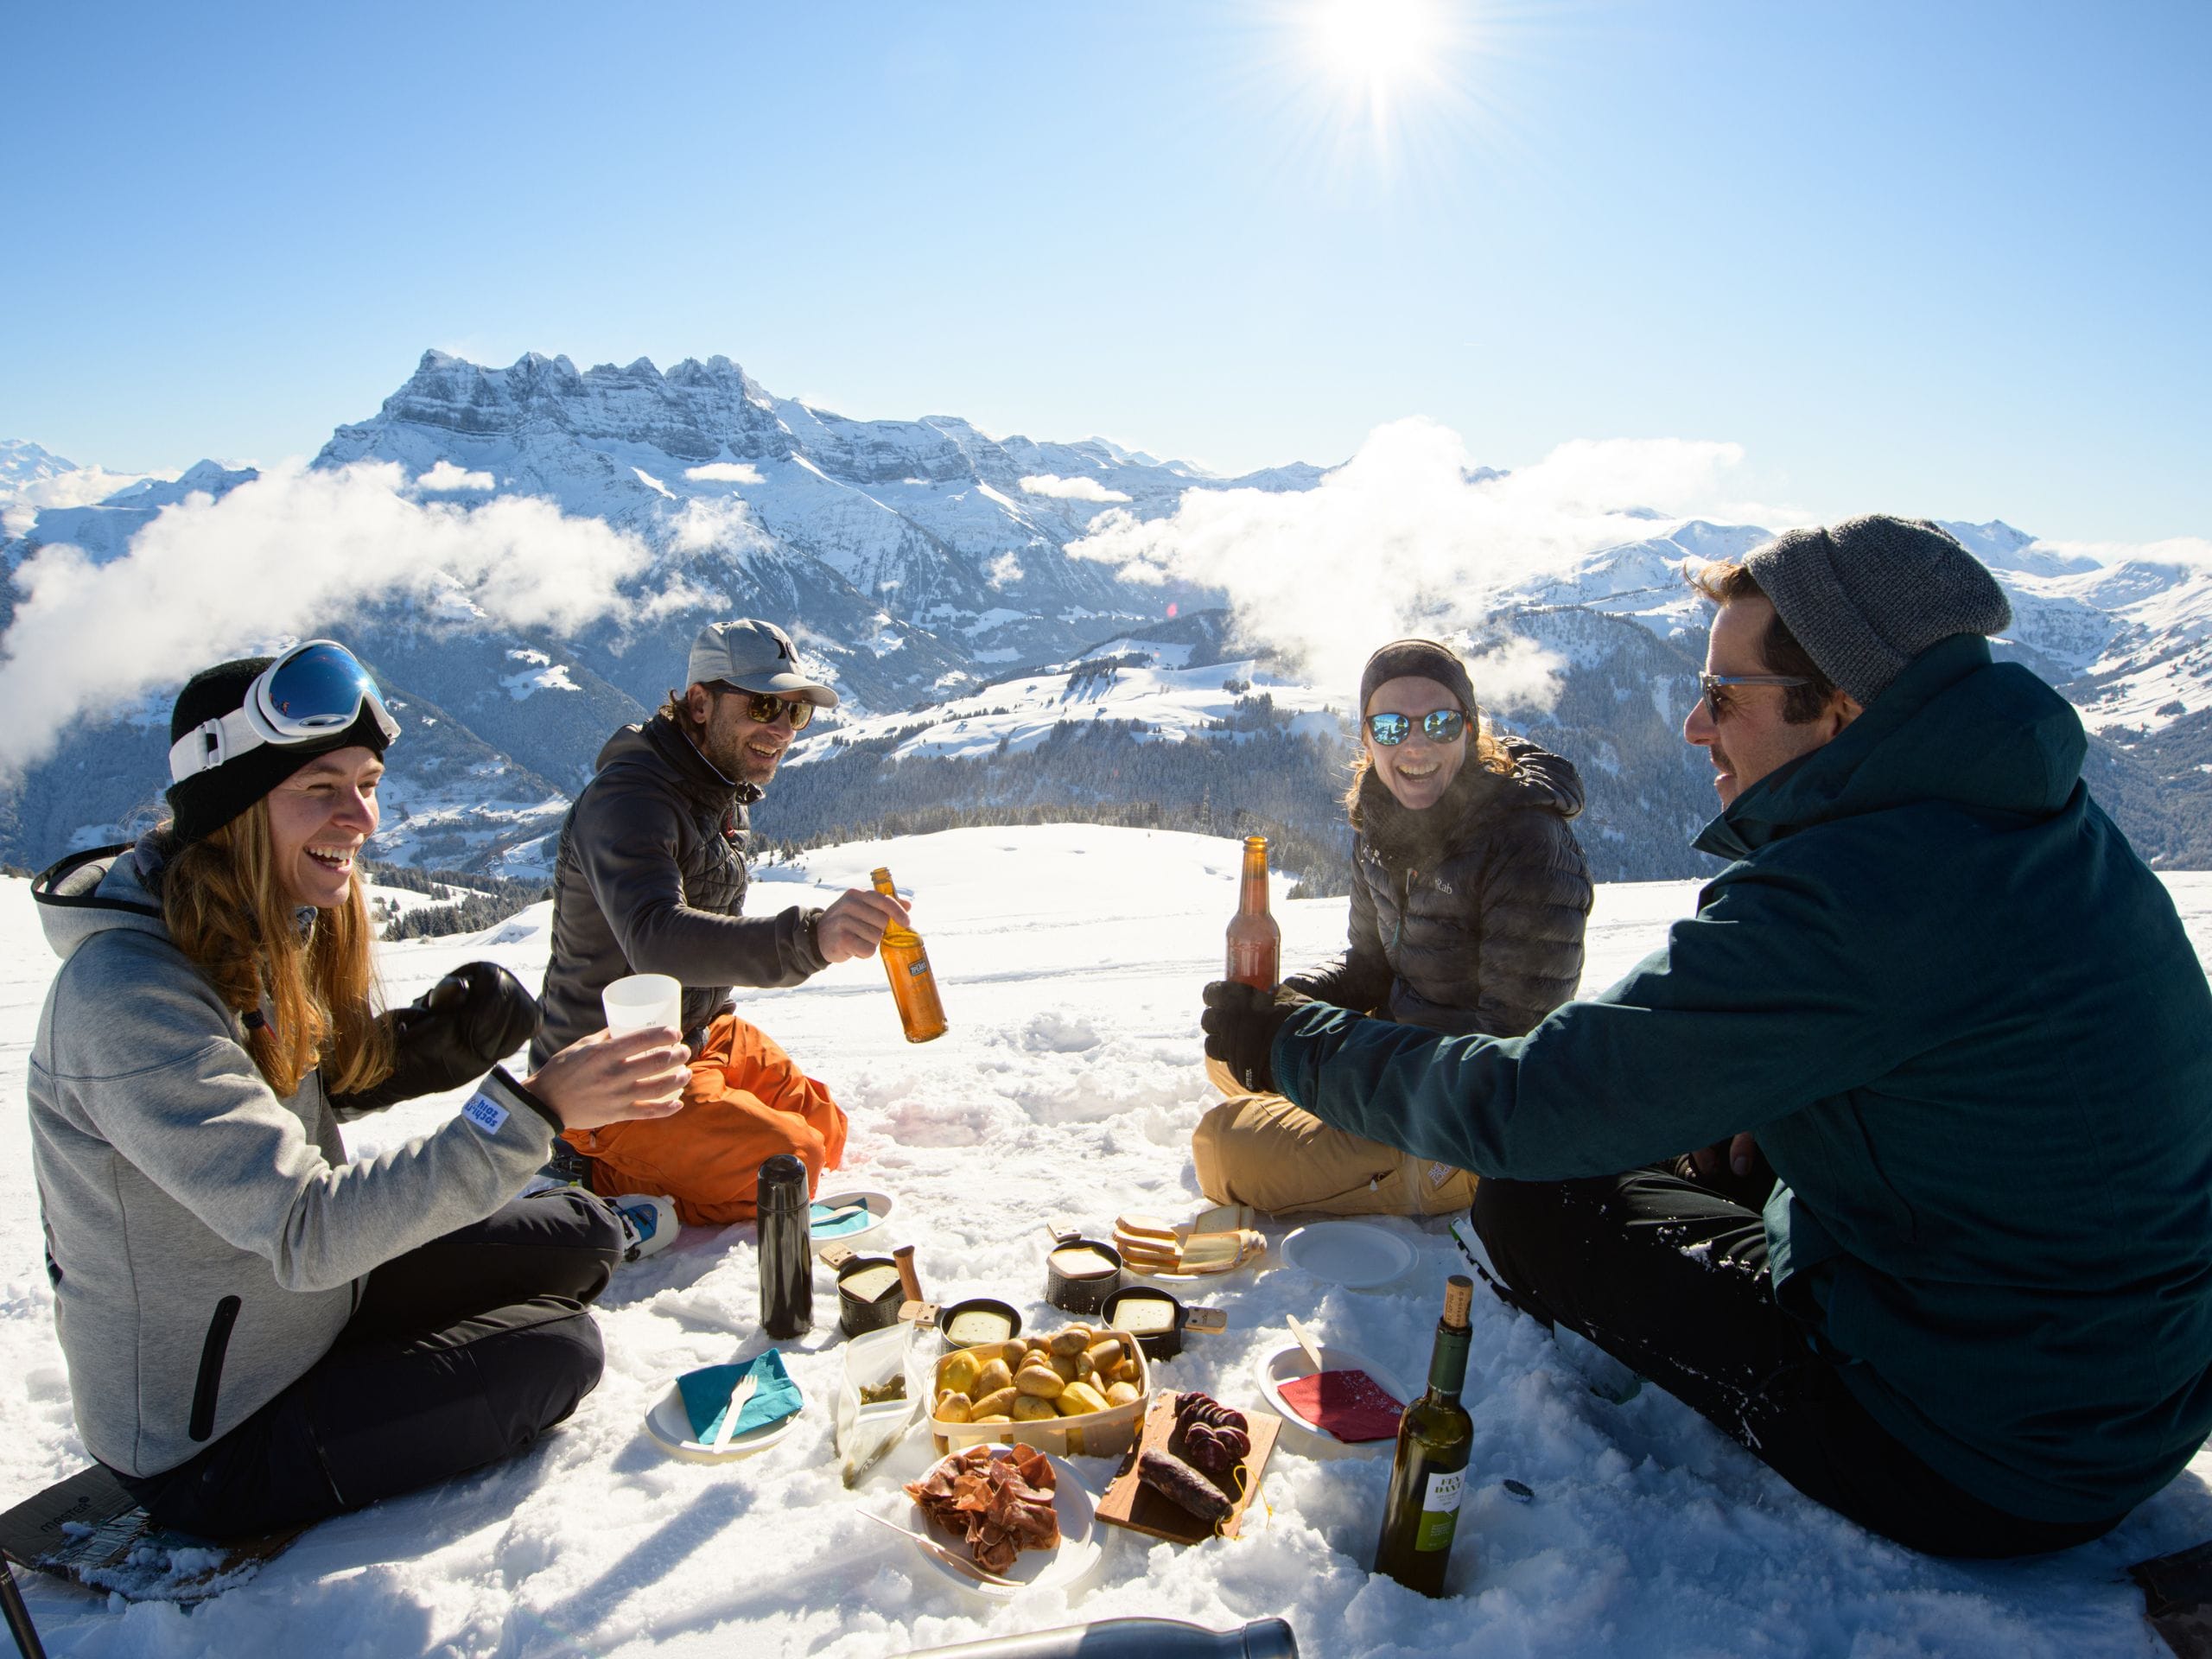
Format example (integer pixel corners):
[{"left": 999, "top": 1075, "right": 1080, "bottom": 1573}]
[{"left": 1742, "top": 514, "right": 2012, "bottom": 707}]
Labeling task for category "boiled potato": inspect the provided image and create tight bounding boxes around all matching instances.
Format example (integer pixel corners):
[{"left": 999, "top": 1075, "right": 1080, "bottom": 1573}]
[
  {"left": 999, "top": 1340, "right": 1030, "bottom": 1368},
  {"left": 1072, "top": 1350, "right": 1097, "bottom": 1381},
  {"left": 1048, "top": 1353, "right": 1078, "bottom": 1382},
  {"left": 970, "top": 1386, "right": 1020, "bottom": 1419},
  {"left": 1104, "top": 1381, "right": 1141, "bottom": 1408},
  {"left": 1012, "top": 1394, "right": 1058, "bottom": 1422},
  {"left": 1048, "top": 1327, "right": 1094, "bottom": 1357},
  {"left": 1084, "top": 1338, "right": 1124, "bottom": 1372},
  {"left": 972, "top": 1358, "right": 1014, "bottom": 1398},
  {"left": 935, "top": 1390, "right": 973, "bottom": 1424},
  {"left": 1014, "top": 1364, "right": 1065, "bottom": 1399},
  {"left": 1055, "top": 1381, "right": 1109, "bottom": 1416},
  {"left": 938, "top": 1352, "right": 982, "bottom": 1397}
]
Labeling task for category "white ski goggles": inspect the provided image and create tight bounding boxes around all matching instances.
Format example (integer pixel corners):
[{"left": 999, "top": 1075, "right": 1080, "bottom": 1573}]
[{"left": 168, "top": 640, "right": 401, "bottom": 785}]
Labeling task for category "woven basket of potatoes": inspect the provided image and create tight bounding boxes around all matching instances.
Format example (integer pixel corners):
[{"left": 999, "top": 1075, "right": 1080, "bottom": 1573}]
[{"left": 929, "top": 1325, "right": 1151, "bottom": 1459}]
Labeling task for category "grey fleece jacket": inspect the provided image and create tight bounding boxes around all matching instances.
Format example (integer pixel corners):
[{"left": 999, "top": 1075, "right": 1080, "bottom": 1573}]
[
  {"left": 532, "top": 715, "right": 828, "bottom": 1066},
  {"left": 28, "top": 842, "right": 558, "bottom": 1478}
]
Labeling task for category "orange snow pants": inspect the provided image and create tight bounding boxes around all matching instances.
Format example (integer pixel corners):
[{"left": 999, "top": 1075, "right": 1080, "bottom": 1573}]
[{"left": 560, "top": 1014, "right": 847, "bottom": 1226}]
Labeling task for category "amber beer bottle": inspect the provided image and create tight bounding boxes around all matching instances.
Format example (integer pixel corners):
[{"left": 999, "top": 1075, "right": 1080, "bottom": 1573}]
[
  {"left": 1224, "top": 835, "right": 1281, "bottom": 991},
  {"left": 871, "top": 867, "right": 948, "bottom": 1043},
  {"left": 1374, "top": 1274, "right": 1477, "bottom": 1596}
]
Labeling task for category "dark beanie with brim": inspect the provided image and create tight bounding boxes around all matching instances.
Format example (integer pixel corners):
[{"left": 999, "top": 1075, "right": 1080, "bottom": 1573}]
[
  {"left": 165, "top": 657, "right": 394, "bottom": 846},
  {"left": 1742, "top": 515, "right": 2012, "bottom": 707},
  {"left": 1359, "top": 639, "right": 1477, "bottom": 715}
]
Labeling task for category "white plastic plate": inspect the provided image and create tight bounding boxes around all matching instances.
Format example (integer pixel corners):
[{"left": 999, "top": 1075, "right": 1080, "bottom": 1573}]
[
  {"left": 1254, "top": 1340, "right": 1409, "bottom": 1458},
  {"left": 899, "top": 1448, "right": 1101, "bottom": 1599},
  {"left": 1279, "top": 1220, "right": 1415, "bottom": 1290},
  {"left": 810, "top": 1188, "right": 894, "bottom": 1257},
  {"left": 643, "top": 1377, "right": 804, "bottom": 1464}
]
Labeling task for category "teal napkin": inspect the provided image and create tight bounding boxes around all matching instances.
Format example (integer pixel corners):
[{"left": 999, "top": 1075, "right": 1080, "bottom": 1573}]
[
  {"left": 678, "top": 1349, "right": 802, "bottom": 1443},
  {"left": 809, "top": 1199, "right": 876, "bottom": 1240}
]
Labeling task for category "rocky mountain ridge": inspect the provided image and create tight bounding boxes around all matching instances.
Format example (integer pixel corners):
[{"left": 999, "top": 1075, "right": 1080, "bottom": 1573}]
[{"left": 4, "top": 349, "right": 2210, "bottom": 877}]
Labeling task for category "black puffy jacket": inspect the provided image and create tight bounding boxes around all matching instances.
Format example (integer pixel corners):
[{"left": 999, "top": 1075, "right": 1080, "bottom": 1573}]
[
  {"left": 531, "top": 715, "right": 827, "bottom": 1065},
  {"left": 1287, "top": 738, "right": 1592, "bottom": 1038}
]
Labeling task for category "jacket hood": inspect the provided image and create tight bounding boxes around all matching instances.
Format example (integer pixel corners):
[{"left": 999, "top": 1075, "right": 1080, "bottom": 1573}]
[
  {"left": 594, "top": 715, "right": 762, "bottom": 807},
  {"left": 32, "top": 837, "right": 170, "bottom": 963},
  {"left": 1696, "top": 634, "right": 2086, "bottom": 862}
]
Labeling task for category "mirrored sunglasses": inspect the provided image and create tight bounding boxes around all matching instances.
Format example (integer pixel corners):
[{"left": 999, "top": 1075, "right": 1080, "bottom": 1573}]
[
  {"left": 1366, "top": 709, "right": 1467, "bottom": 747},
  {"left": 737, "top": 690, "right": 816, "bottom": 731}
]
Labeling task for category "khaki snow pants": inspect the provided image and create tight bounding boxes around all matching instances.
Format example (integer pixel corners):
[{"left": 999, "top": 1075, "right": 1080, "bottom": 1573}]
[{"left": 1191, "top": 1058, "right": 1478, "bottom": 1218}]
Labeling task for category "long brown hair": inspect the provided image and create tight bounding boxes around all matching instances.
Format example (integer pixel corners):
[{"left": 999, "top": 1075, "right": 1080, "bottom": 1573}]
[{"left": 159, "top": 801, "right": 392, "bottom": 1099}]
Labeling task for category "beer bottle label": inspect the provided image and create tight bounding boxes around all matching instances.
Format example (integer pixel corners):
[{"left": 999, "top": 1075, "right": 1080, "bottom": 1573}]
[
  {"left": 1414, "top": 1470, "right": 1464, "bottom": 1551},
  {"left": 908, "top": 958, "right": 930, "bottom": 976}
]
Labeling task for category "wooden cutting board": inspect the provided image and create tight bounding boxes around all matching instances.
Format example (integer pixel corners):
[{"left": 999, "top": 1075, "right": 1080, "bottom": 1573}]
[{"left": 1096, "top": 1390, "right": 1279, "bottom": 1545}]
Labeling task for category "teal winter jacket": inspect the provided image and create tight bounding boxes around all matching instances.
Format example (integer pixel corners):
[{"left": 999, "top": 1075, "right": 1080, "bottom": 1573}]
[{"left": 1274, "top": 635, "right": 2212, "bottom": 1524}]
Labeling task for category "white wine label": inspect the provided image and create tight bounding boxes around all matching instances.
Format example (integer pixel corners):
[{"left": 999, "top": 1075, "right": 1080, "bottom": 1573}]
[{"left": 1414, "top": 1469, "right": 1465, "bottom": 1552}]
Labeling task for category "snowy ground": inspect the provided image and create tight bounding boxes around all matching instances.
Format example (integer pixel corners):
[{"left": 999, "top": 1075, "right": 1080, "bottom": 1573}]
[{"left": 3, "top": 827, "right": 2209, "bottom": 1658}]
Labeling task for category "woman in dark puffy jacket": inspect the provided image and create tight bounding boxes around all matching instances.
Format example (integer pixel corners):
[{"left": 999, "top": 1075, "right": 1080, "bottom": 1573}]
[{"left": 1192, "top": 638, "right": 1592, "bottom": 1215}]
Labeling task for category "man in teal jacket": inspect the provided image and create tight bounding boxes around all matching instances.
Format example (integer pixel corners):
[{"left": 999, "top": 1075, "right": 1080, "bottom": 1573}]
[{"left": 1204, "top": 514, "right": 2212, "bottom": 1556}]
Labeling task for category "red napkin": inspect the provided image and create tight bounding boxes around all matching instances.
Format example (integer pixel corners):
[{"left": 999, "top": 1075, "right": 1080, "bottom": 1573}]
[{"left": 1278, "top": 1369, "right": 1404, "bottom": 1442}]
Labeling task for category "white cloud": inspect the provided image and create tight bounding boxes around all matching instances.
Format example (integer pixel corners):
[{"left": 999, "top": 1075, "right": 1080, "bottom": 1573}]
[
  {"left": 414, "top": 460, "right": 494, "bottom": 493},
  {"left": 7, "top": 465, "right": 168, "bottom": 511},
  {"left": 1020, "top": 474, "right": 1132, "bottom": 503},
  {"left": 1068, "top": 417, "right": 1799, "bottom": 708},
  {"left": 987, "top": 550, "right": 1024, "bottom": 588},
  {"left": 664, "top": 495, "right": 771, "bottom": 559},
  {"left": 686, "top": 462, "right": 765, "bottom": 485},
  {"left": 0, "top": 461, "right": 690, "bottom": 778}
]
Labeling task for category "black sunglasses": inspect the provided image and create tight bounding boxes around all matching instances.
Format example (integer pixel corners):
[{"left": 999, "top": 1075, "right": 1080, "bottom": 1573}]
[
  {"left": 1698, "top": 672, "right": 1808, "bottom": 719},
  {"left": 1366, "top": 709, "right": 1467, "bottom": 747},
  {"left": 716, "top": 687, "right": 816, "bottom": 731}
]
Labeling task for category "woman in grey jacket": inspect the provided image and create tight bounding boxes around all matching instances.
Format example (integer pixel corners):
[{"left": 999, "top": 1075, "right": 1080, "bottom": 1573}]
[{"left": 28, "top": 646, "right": 690, "bottom": 1540}]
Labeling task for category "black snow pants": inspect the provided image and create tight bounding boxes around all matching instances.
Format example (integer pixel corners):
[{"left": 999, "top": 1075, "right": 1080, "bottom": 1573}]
[
  {"left": 1470, "top": 1166, "right": 2126, "bottom": 1559},
  {"left": 120, "top": 1186, "right": 623, "bottom": 1541}
]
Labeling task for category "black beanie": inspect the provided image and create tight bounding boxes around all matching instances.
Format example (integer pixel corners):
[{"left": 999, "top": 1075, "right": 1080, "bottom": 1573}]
[
  {"left": 1358, "top": 639, "right": 1477, "bottom": 717},
  {"left": 165, "top": 657, "right": 394, "bottom": 846}
]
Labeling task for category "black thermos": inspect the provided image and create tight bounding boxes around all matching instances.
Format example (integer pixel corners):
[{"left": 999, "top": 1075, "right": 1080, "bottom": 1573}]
[{"left": 757, "top": 1154, "right": 813, "bottom": 1338}]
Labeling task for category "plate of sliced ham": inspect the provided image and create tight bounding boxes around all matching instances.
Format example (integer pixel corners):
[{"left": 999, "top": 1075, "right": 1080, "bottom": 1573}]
[{"left": 899, "top": 1442, "right": 1100, "bottom": 1599}]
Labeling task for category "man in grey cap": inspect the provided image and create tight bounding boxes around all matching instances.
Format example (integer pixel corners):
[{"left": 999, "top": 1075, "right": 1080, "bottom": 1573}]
[
  {"left": 1203, "top": 514, "right": 2212, "bottom": 1557},
  {"left": 533, "top": 619, "right": 907, "bottom": 1228}
]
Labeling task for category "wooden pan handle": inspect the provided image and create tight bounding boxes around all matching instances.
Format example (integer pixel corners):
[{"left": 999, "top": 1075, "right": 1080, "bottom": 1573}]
[{"left": 893, "top": 1243, "right": 925, "bottom": 1303}]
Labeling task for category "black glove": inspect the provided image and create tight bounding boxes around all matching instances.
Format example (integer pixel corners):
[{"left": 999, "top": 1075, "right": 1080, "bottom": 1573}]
[
  {"left": 1201, "top": 981, "right": 1311, "bottom": 1095},
  {"left": 329, "top": 962, "right": 543, "bottom": 1116}
]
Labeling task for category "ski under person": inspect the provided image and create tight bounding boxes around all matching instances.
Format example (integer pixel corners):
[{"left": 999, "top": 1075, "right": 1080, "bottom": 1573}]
[
  {"left": 533, "top": 618, "right": 908, "bottom": 1228},
  {"left": 1192, "top": 636, "right": 1592, "bottom": 1216},
  {"left": 28, "top": 644, "right": 690, "bottom": 1539},
  {"left": 1203, "top": 514, "right": 2212, "bottom": 1557}
]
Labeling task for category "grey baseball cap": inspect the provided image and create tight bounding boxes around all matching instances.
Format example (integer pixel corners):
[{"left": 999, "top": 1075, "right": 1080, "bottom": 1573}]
[{"left": 685, "top": 619, "right": 840, "bottom": 708}]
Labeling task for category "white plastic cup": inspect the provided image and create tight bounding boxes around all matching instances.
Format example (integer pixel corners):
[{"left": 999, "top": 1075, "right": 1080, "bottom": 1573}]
[{"left": 601, "top": 973, "right": 682, "bottom": 1035}]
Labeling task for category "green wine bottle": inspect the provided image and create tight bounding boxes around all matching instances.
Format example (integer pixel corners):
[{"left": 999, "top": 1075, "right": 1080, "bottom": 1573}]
[{"left": 1373, "top": 1274, "right": 1475, "bottom": 1596}]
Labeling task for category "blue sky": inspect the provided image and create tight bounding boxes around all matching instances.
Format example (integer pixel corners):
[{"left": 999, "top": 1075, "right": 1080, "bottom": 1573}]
[{"left": 4, "top": 0, "right": 2206, "bottom": 541}]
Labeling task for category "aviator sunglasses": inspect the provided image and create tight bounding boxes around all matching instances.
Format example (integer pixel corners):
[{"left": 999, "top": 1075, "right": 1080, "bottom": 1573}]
[
  {"left": 728, "top": 689, "right": 817, "bottom": 731},
  {"left": 1365, "top": 709, "right": 1468, "bottom": 747}
]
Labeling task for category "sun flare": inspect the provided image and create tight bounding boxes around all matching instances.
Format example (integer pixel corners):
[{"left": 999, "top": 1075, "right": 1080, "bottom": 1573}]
[
  {"left": 1308, "top": 0, "right": 1440, "bottom": 86},
  {"left": 1282, "top": 0, "right": 1478, "bottom": 171}
]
